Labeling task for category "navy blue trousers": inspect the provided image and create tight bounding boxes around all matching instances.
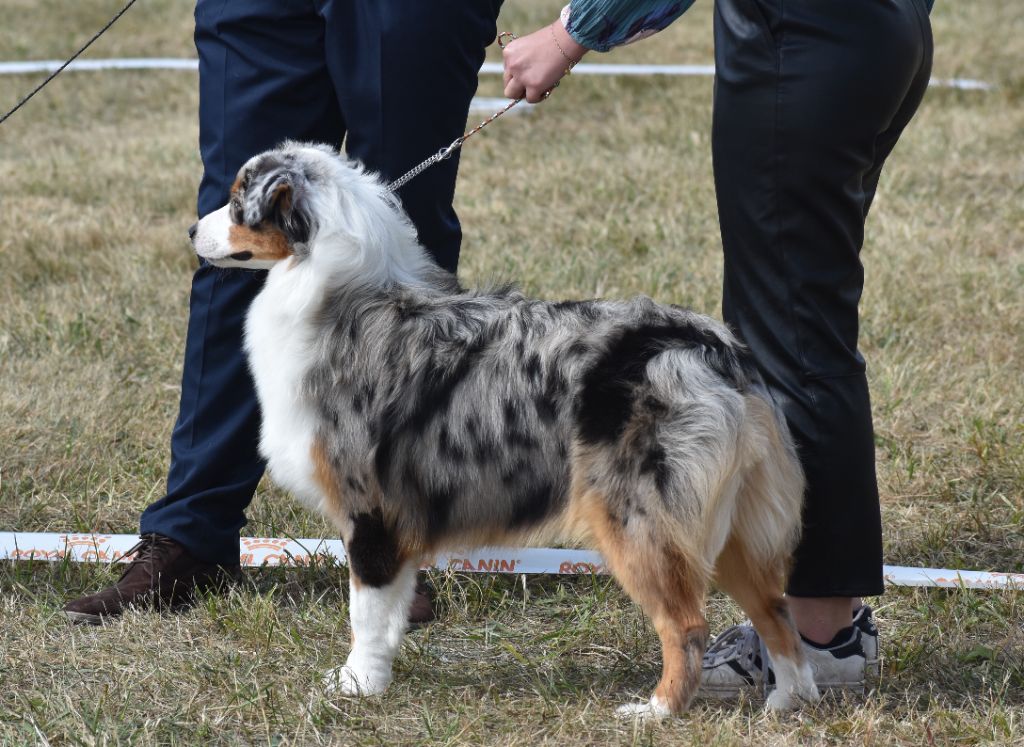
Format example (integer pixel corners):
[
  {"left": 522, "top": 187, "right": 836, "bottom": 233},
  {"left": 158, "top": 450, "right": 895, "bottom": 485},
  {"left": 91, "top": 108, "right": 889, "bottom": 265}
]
[
  {"left": 141, "top": 0, "right": 501, "bottom": 564},
  {"left": 713, "top": 0, "right": 933, "bottom": 596}
]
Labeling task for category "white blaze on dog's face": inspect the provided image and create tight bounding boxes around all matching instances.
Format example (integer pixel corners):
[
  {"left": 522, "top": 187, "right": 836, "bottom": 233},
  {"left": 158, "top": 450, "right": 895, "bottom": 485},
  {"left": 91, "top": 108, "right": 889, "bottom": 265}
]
[{"left": 191, "top": 150, "right": 315, "bottom": 270}]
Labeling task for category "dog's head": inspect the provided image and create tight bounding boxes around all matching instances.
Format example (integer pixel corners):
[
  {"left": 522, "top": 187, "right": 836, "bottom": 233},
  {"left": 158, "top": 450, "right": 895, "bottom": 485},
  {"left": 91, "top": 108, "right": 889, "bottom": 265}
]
[
  {"left": 191, "top": 142, "right": 437, "bottom": 287},
  {"left": 191, "top": 143, "right": 328, "bottom": 269}
]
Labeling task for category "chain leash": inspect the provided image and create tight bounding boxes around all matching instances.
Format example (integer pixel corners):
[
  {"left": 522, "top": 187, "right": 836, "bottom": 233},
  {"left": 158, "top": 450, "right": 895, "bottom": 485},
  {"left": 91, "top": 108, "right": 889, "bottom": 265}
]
[
  {"left": 386, "top": 32, "right": 527, "bottom": 194},
  {"left": 386, "top": 96, "right": 522, "bottom": 193}
]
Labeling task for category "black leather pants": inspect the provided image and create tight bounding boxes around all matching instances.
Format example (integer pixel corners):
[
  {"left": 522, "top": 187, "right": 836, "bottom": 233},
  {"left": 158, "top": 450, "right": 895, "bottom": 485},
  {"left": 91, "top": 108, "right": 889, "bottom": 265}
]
[{"left": 712, "top": 0, "right": 933, "bottom": 596}]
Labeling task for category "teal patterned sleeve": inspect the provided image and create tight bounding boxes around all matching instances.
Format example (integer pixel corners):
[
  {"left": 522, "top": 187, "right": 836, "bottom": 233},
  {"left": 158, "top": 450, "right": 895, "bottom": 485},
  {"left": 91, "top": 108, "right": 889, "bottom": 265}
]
[
  {"left": 563, "top": 0, "right": 697, "bottom": 52},
  {"left": 564, "top": 0, "right": 931, "bottom": 53}
]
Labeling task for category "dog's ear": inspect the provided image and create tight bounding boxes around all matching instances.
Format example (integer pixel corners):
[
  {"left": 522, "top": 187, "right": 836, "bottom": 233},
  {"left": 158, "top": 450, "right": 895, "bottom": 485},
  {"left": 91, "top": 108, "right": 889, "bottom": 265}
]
[{"left": 258, "top": 170, "right": 313, "bottom": 247}]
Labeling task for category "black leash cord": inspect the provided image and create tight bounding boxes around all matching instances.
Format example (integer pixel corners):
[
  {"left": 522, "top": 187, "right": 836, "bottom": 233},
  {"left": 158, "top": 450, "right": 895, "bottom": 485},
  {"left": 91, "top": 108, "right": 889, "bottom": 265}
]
[{"left": 0, "top": 0, "right": 140, "bottom": 127}]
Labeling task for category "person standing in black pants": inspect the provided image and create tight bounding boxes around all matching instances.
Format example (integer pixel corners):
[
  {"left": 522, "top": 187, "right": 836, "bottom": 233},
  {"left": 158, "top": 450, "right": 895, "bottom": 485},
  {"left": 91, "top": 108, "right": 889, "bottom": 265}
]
[
  {"left": 66, "top": 0, "right": 503, "bottom": 625},
  {"left": 503, "top": 0, "right": 933, "bottom": 696}
]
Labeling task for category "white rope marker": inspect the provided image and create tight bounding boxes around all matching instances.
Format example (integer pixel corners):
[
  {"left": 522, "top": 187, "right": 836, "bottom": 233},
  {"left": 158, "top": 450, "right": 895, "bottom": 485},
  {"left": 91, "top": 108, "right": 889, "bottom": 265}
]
[
  {"left": 0, "top": 58, "right": 996, "bottom": 91},
  {"left": 1, "top": 532, "right": 1021, "bottom": 590}
]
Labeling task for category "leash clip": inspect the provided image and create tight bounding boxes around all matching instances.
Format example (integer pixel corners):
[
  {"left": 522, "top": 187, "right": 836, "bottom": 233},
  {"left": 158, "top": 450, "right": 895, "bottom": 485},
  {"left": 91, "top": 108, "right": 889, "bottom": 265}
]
[
  {"left": 437, "top": 137, "right": 464, "bottom": 162},
  {"left": 497, "top": 31, "right": 518, "bottom": 50}
]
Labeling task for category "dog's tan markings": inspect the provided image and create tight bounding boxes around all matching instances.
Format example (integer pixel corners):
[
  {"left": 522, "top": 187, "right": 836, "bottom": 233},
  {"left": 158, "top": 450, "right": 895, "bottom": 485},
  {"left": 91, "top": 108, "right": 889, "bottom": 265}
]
[
  {"left": 644, "top": 545, "right": 708, "bottom": 712},
  {"left": 310, "top": 437, "right": 365, "bottom": 591},
  {"left": 311, "top": 437, "right": 345, "bottom": 516},
  {"left": 569, "top": 457, "right": 709, "bottom": 714},
  {"left": 713, "top": 534, "right": 804, "bottom": 666},
  {"left": 272, "top": 182, "right": 292, "bottom": 213},
  {"left": 228, "top": 223, "right": 293, "bottom": 261}
]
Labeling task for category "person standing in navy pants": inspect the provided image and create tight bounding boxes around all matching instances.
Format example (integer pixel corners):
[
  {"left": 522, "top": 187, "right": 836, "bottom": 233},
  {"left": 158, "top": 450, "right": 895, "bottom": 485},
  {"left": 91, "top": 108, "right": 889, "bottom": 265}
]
[{"left": 65, "top": 0, "right": 503, "bottom": 625}]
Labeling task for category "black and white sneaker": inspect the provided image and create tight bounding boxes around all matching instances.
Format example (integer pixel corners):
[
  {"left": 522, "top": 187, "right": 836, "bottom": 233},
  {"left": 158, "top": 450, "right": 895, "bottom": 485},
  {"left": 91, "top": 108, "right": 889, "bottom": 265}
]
[
  {"left": 699, "top": 611, "right": 874, "bottom": 700},
  {"left": 852, "top": 605, "right": 879, "bottom": 678},
  {"left": 700, "top": 623, "right": 768, "bottom": 698},
  {"left": 789, "top": 625, "right": 867, "bottom": 693}
]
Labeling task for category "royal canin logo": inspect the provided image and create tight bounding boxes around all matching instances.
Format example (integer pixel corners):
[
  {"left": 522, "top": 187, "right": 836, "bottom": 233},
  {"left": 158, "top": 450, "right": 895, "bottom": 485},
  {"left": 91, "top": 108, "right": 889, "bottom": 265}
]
[{"left": 239, "top": 538, "right": 314, "bottom": 567}]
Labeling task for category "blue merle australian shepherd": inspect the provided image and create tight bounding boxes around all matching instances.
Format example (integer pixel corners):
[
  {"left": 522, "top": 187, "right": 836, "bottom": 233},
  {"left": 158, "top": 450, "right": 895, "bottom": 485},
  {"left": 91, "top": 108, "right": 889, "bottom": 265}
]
[{"left": 190, "top": 142, "right": 820, "bottom": 716}]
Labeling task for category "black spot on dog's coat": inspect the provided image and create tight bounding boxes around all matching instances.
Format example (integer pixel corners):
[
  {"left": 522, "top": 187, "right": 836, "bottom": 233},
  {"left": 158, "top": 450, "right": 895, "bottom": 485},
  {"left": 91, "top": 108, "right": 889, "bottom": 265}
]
[
  {"left": 576, "top": 324, "right": 747, "bottom": 445},
  {"left": 373, "top": 434, "right": 395, "bottom": 489},
  {"left": 500, "top": 458, "right": 528, "bottom": 485},
  {"left": 425, "top": 484, "right": 458, "bottom": 540},
  {"left": 503, "top": 399, "right": 519, "bottom": 427},
  {"left": 523, "top": 353, "right": 542, "bottom": 382},
  {"left": 509, "top": 482, "right": 555, "bottom": 528},
  {"left": 506, "top": 428, "right": 538, "bottom": 451},
  {"left": 640, "top": 444, "right": 672, "bottom": 496},
  {"left": 347, "top": 509, "right": 401, "bottom": 587},
  {"left": 533, "top": 393, "right": 557, "bottom": 425},
  {"left": 473, "top": 437, "right": 498, "bottom": 465}
]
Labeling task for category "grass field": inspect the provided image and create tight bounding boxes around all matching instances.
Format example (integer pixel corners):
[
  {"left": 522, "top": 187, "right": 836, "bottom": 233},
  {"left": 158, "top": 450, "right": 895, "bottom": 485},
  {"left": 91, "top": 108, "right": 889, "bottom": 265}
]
[{"left": 1, "top": 0, "right": 1022, "bottom": 744}]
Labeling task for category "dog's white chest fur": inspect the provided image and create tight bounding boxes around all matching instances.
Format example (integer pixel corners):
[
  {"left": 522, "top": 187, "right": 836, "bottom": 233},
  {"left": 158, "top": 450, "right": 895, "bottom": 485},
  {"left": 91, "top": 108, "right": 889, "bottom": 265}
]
[{"left": 244, "top": 263, "right": 323, "bottom": 509}]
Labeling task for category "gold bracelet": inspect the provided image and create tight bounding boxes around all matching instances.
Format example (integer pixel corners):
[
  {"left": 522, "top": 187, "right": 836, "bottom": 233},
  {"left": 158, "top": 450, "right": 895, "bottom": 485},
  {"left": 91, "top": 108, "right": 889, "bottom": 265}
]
[{"left": 550, "top": 22, "right": 579, "bottom": 76}]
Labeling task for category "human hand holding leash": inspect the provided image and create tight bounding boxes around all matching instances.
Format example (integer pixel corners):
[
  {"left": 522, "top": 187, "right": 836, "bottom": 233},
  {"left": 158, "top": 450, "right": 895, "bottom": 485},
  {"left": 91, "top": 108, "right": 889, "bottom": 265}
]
[{"left": 502, "top": 21, "right": 588, "bottom": 103}]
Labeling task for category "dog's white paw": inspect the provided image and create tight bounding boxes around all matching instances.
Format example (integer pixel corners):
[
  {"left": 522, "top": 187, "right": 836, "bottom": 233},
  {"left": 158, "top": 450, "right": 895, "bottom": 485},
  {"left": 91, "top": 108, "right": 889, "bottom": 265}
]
[
  {"left": 765, "top": 681, "right": 819, "bottom": 712},
  {"left": 765, "top": 658, "right": 820, "bottom": 711},
  {"left": 615, "top": 695, "right": 671, "bottom": 720},
  {"left": 798, "top": 680, "right": 821, "bottom": 703},
  {"left": 323, "top": 662, "right": 392, "bottom": 697},
  {"left": 765, "top": 687, "right": 795, "bottom": 712}
]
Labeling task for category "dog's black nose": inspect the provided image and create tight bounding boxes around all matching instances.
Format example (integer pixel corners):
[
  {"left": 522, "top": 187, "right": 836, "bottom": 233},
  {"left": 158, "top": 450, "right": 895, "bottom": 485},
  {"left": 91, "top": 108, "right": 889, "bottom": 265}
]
[{"left": 188, "top": 223, "right": 198, "bottom": 242}]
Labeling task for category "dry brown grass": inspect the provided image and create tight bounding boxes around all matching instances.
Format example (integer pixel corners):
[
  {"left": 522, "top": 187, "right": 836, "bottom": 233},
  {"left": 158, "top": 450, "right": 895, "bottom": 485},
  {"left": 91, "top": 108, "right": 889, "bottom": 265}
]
[{"left": 1, "top": 1, "right": 1022, "bottom": 744}]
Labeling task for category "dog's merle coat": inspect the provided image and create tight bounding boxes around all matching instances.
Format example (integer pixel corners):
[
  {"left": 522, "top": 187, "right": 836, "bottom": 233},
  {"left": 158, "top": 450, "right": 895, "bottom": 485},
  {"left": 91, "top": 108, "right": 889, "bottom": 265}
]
[
  {"left": 307, "top": 277, "right": 757, "bottom": 554},
  {"left": 191, "top": 142, "right": 818, "bottom": 714}
]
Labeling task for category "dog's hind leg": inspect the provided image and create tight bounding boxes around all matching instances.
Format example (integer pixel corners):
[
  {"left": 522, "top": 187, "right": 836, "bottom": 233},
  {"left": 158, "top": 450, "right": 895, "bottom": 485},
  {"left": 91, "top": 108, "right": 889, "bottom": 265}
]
[
  {"left": 323, "top": 511, "right": 418, "bottom": 697},
  {"left": 578, "top": 492, "right": 710, "bottom": 718},
  {"left": 713, "top": 535, "right": 819, "bottom": 710},
  {"left": 711, "top": 397, "right": 818, "bottom": 710}
]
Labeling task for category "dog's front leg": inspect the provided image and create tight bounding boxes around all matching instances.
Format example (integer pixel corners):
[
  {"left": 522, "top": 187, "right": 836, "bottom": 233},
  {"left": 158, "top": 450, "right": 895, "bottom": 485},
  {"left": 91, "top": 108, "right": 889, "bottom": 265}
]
[{"left": 323, "top": 513, "right": 417, "bottom": 697}]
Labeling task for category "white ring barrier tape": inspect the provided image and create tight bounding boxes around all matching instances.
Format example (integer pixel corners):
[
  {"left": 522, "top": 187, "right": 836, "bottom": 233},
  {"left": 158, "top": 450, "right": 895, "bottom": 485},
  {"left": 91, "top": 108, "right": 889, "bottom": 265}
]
[
  {"left": 0, "top": 58, "right": 995, "bottom": 91},
  {"left": 1, "top": 532, "right": 1021, "bottom": 590}
]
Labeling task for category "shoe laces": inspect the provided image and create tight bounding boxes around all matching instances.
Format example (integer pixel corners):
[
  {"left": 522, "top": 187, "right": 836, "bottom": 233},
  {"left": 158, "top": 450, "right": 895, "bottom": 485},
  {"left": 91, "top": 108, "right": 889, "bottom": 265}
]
[
  {"left": 118, "top": 533, "right": 178, "bottom": 581},
  {"left": 703, "top": 622, "right": 763, "bottom": 669}
]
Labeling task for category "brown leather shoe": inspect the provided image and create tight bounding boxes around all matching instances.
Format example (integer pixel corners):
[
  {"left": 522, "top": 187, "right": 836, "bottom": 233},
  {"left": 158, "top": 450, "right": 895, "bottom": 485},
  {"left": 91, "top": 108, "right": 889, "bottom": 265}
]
[
  {"left": 408, "top": 575, "right": 436, "bottom": 626},
  {"left": 64, "top": 534, "right": 241, "bottom": 625}
]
